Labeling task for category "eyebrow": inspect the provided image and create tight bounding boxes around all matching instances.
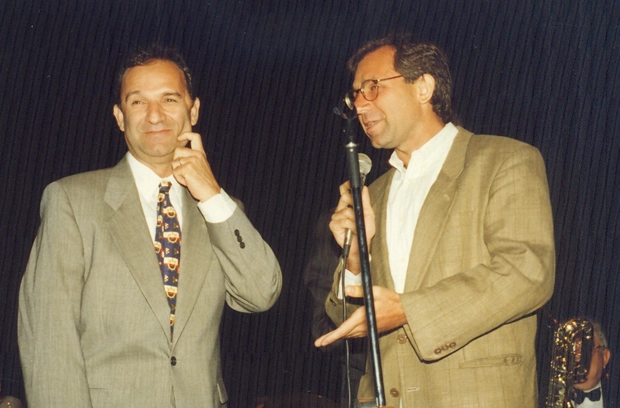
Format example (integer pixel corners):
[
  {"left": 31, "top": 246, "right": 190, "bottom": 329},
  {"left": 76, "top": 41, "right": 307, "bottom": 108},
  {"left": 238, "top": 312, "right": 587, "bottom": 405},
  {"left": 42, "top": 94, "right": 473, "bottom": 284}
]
[
  {"left": 162, "top": 91, "right": 183, "bottom": 98},
  {"left": 124, "top": 90, "right": 184, "bottom": 103}
]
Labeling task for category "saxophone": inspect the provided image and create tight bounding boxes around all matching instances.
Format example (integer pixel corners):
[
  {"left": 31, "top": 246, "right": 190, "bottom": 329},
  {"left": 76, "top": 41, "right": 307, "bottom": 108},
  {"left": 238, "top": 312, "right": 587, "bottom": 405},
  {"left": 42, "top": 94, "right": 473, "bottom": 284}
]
[{"left": 546, "top": 318, "right": 594, "bottom": 408}]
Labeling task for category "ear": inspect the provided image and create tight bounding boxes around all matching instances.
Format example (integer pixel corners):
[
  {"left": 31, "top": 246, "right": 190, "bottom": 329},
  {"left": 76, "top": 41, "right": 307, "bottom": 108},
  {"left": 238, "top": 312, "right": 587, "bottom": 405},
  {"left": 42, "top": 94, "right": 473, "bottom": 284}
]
[
  {"left": 113, "top": 104, "right": 125, "bottom": 132},
  {"left": 603, "top": 347, "right": 611, "bottom": 368},
  {"left": 190, "top": 97, "right": 200, "bottom": 126},
  {"left": 415, "top": 74, "right": 436, "bottom": 105}
]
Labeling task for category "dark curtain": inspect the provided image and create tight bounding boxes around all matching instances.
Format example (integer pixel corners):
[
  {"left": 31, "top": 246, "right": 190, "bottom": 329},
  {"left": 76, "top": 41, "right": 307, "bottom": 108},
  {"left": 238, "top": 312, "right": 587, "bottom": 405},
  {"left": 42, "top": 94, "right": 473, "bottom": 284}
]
[{"left": 1, "top": 1, "right": 618, "bottom": 406}]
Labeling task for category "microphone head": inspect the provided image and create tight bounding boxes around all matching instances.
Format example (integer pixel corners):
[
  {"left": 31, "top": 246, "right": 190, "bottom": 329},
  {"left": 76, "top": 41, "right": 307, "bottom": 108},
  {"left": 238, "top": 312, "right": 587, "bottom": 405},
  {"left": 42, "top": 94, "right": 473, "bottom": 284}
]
[
  {"left": 358, "top": 153, "right": 372, "bottom": 180},
  {"left": 334, "top": 93, "right": 357, "bottom": 119}
]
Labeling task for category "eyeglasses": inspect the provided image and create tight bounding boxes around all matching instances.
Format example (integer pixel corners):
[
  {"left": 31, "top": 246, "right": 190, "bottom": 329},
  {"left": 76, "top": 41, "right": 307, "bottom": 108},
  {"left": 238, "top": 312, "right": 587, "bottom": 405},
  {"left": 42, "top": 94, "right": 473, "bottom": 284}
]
[{"left": 345, "top": 75, "right": 403, "bottom": 109}]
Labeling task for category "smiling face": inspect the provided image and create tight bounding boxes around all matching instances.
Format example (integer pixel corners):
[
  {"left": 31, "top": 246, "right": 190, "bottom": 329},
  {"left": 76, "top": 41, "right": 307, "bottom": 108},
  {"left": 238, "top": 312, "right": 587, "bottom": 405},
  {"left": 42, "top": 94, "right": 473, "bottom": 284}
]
[{"left": 113, "top": 59, "right": 199, "bottom": 176}]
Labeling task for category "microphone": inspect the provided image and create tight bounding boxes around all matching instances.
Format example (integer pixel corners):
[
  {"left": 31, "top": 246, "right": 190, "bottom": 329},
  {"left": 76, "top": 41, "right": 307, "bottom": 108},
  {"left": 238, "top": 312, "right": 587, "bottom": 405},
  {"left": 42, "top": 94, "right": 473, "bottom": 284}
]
[
  {"left": 334, "top": 93, "right": 357, "bottom": 120},
  {"left": 342, "top": 153, "right": 372, "bottom": 260},
  {"left": 357, "top": 153, "right": 372, "bottom": 185}
]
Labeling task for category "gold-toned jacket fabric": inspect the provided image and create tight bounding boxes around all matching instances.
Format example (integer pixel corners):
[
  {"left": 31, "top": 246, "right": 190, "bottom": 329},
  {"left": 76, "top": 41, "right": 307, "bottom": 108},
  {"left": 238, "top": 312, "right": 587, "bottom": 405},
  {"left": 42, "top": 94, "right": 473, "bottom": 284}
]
[{"left": 327, "top": 127, "right": 555, "bottom": 408}]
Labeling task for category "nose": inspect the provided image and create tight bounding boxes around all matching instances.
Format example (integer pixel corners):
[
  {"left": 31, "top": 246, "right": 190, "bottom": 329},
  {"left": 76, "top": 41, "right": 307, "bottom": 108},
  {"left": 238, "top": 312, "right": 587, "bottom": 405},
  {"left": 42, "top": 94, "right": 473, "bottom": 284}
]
[
  {"left": 147, "top": 102, "right": 165, "bottom": 124},
  {"left": 354, "top": 92, "right": 370, "bottom": 113}
]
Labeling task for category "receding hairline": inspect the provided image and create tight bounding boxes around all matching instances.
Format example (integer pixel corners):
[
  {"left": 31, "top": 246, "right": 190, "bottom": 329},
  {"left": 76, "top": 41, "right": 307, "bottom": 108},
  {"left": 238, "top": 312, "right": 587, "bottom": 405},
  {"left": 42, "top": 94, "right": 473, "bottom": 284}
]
[
  {"left": 350, "top": 46, "right": 400, "bottom": 86},
  {"left": 117, "top": 59, "right": 192, "bottom": 104},
  {"left": 114, "top": 45, "right": 195, "bottom": 105}
]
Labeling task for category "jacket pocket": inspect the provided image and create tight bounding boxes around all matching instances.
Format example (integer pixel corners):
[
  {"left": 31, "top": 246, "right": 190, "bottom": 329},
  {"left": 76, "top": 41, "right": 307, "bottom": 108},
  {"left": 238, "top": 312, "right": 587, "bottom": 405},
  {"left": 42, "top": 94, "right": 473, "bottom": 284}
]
[{"left": 459, "top": 353, "right": 523, "bottom": 369}]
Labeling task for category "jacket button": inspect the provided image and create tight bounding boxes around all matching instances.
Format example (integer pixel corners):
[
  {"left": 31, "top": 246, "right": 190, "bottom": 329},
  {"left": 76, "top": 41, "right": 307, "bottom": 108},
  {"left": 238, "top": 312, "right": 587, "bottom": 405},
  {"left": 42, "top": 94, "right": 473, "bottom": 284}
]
[
  {"left": 390, "top": 388, "right": 400, "bottom": 398},
  {"left": 397, "top": 334, "right": 407, "bottom": 344},
  {"left": 234, "top": 229, "right": 240, "bottom": 236},
  {"left": 240, "top": 242, "right": 246, "bottom": 249},
  {"left": 434, "top": 348, "right": 442, "bottom": 355},
  {"left": 170, "top": 356, "right": 177, "bottom": 366}
]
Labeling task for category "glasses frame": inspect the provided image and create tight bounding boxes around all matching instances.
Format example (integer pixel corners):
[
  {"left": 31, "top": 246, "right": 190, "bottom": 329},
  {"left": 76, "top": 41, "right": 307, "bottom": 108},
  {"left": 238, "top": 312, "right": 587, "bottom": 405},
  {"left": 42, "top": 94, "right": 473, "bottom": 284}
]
[{"left": 345, "top": 75, "right": 404, "bottom": 109}]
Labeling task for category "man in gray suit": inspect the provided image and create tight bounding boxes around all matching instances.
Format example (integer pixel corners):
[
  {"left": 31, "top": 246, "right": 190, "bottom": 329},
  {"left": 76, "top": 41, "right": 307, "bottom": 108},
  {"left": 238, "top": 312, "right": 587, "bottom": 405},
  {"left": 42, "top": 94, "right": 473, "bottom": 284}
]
[
  {"left": 315, "top": 36, "right": 555, "bottom": 407},
  {"left": 18, "top": 46, "right": 282, "bottom": 407}
]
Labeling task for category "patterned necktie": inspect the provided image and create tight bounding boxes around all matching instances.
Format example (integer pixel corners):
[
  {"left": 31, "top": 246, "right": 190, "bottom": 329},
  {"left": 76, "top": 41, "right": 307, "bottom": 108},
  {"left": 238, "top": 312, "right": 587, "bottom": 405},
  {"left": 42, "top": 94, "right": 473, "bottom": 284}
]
[
  {"left": 154, "top": 181, "right": 181, "bottom": 340},
  {"left": 573, "top": 387, "right": 602, "bottom": 404}
]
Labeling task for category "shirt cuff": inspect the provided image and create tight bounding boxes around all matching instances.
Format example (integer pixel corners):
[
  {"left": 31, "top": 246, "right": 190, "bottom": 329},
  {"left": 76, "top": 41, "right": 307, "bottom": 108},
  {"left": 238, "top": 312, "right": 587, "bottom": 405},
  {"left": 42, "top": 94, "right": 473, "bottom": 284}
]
[
  {"left": 197, "top": 189, "right": 237, "bottom": 223},
  {"left": 337, "top": 269, "right": 363, "bottom": 299}
]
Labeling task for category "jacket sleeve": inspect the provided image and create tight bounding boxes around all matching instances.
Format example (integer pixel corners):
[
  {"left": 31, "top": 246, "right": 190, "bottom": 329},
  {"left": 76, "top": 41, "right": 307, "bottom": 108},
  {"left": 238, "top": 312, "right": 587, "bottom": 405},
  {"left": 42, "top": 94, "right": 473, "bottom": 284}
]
[
  {"left": 18, "top": 182, "right": 94, "bottom": 407},
  {"left": 401, "top": 143, "right": 555, "bottom": 361},
  {"left": 206, "top": 207, "right": 282, "bottom": 313}
]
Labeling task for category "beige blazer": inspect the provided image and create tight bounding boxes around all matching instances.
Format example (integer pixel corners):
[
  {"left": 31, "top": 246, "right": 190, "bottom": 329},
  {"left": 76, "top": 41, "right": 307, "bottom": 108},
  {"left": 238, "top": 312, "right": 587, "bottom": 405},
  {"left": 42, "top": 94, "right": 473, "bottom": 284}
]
[
  {"left": 18, "top": 157, "right": 282, "bottom": 408},
  {"left": 327, "top": 128, "right": 555, "bottom": 407}
]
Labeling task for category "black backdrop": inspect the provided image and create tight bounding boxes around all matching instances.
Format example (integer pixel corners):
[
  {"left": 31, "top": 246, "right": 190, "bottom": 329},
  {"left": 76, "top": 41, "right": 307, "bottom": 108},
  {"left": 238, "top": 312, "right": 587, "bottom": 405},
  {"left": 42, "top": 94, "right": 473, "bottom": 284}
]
[{"left": 1, "top": 1, "right": 618, "bottom": 406}]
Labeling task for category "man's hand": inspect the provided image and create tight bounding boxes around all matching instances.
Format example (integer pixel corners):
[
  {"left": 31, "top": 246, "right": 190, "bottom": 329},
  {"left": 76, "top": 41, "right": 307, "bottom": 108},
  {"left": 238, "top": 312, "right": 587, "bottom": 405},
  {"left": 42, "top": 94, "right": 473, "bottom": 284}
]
[
  {"left": 314, "top": 285, "right": 407, "bottom": 348},
  {"left": 329, "top": 181, "right": 375, "bottom": 274},
  {"left": 172, "top": 132, "right": 221, "bottom": 202}
]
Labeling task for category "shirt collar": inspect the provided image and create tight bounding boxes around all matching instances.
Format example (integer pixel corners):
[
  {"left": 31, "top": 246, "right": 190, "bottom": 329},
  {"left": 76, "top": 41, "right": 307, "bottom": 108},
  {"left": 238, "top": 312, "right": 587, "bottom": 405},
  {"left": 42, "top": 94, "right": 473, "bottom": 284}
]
[
  {"left": 389, "top": 122, "right": 458, "bottom": 175},
  {"left": 126, "top": 152, "right": 182, "bottom": 199}
]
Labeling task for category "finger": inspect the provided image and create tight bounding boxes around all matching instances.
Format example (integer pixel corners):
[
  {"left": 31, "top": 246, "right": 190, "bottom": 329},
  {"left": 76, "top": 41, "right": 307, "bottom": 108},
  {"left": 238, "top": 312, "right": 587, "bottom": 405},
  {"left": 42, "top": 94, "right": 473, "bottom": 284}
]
[
  {"left": 315, "top": 330, "right": 343, "bottom": 347},
  {"left": 314, "top": 317, "right": 361, "bottom": 347},
  {"left": 314, "top": 332, "right": 335, "bottom": 348},
  {"left": 173, "top": 142, "right": 206, "bottom": 163},
  {"left": 362, "top": 185, "right": 371, "bottom": 202},
  {"left": 329, "top": 212, "right": 357, "bottom": 242},
  {"left": 361, "top": 186, "right": 374, "bottom": 212},
  {"left": 178, "top": 132, "right": 205, "bottom": 152},
  {"left": 171, "top": 155, "right": 192, "bottom": 169},
  {"left": 331, "top": 206, "right": 355, "bottom": 224},
  {"left": 335, "top": 192, "right": 354, "bottom": 213},
  {"left": 344, "top": 285, "right": 364, "bottom": 298}
]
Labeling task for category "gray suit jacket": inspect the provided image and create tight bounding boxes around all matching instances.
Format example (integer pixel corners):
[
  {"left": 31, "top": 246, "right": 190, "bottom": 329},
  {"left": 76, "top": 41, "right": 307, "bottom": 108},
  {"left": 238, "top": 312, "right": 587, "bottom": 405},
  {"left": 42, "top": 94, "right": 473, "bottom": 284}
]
[
  {"left": 18, "top": 157, "right": 282, "bottom": 407},
  {"left": 327, "top": 128, "right": 555, "bottom": 407}
]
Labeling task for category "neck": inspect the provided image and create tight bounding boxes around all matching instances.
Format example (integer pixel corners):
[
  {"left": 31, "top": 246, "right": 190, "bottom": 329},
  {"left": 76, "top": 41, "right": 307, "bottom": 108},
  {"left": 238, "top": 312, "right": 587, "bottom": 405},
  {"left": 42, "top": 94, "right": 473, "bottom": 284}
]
[
  {"left": 149, "top": 164, "right": 174, "bottom": 178},
  {"left": 396, "top": 118, "right": 446, "bottom": 167},
  {"left": 129, "top": 153, "right": 174, "bottom": 178}
]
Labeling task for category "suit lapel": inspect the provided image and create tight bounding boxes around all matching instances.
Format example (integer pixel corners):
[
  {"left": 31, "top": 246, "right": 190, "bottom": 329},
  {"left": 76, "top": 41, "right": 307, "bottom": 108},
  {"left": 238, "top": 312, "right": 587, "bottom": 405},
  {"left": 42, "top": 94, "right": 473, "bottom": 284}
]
[
  {"left": 104, "top": 158, "right": 172, "bottom": 337},
  {"left": 370, "top": 170, "right": 396, "bottom": 290},
  {"left": 171, "top": 187, "right": 213, "bottom": 346},
  {"left": 404, "top": 128, "right": 472, "bottom": 291}
]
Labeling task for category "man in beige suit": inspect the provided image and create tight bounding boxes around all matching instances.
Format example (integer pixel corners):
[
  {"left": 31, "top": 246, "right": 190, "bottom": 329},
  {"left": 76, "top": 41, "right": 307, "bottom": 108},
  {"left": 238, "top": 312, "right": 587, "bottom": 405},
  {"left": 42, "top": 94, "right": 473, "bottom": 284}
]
[
  {"left": 315, "top": 36, "right": 555, "bottom": 407},
  {"left": 18, "top": 46, "right": 282, "bottom": 407}
]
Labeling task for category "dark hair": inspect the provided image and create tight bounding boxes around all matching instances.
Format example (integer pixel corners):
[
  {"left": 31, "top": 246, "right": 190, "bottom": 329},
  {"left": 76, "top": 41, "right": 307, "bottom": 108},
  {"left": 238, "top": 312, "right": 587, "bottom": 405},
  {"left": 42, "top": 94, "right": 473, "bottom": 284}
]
[
  {"left": 347, "top": 35, "right": 453, "bottom": 123},
  {"left": 115, "top": 44, "right": 194, "bottom": 104}
]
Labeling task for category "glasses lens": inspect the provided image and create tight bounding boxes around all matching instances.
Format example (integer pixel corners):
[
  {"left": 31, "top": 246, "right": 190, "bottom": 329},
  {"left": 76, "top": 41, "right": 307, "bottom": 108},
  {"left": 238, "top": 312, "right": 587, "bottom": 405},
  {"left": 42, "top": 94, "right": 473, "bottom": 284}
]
[{"left": 362, "top": 80, "right": 379, "bottom": 101}]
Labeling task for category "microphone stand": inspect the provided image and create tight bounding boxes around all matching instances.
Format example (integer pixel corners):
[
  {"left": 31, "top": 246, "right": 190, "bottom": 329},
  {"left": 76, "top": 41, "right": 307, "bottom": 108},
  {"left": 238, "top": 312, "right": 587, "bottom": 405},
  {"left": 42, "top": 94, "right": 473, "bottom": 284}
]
[{"left": 335, "top": 105, "right": 389, "bottom": 408}]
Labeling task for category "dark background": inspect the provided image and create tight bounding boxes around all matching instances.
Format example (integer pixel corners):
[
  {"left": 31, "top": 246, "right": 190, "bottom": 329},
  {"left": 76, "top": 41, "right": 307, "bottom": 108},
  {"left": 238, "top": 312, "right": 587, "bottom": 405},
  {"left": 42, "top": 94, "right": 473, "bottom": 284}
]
[{"left": 1, "top": 0, "right": 618, "bottom": 406}]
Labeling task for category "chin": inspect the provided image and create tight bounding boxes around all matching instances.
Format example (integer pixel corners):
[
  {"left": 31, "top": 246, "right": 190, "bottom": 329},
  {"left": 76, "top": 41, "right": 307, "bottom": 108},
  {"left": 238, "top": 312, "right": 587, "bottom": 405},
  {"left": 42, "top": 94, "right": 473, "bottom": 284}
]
[
  {"left": 368, "top": 137, "right": 389, "bottom": 150},
  {"left": 366, "top": 133, "right": 380, "bottom": 146}
]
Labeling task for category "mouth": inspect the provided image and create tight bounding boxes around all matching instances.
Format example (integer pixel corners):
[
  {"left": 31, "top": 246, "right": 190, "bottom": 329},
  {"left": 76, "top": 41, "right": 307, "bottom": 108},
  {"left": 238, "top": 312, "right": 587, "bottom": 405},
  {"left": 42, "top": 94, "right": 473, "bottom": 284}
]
[
  {"left": 144, "top": 129, "right": 172, "bottom": 137},
  {"left": 362, "top": 119, "right": 381, "bottom": 134}
]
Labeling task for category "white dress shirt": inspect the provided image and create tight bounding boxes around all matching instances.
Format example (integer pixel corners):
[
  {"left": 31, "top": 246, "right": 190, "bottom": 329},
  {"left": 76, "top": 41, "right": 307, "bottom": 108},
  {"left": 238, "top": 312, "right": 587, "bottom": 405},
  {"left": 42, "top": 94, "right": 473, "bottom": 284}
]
[
  {"left": 342, "top": 123, "right": 458, "bottom": 293},
  {"left": 126, "top": 152, "right": 237, "bottom": 242},
  {"left": 385, "top": 122, "right": 457, "bottom": 292},
  {"left": 575, "top": 382, "right": 604, "bottom": 408}
]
